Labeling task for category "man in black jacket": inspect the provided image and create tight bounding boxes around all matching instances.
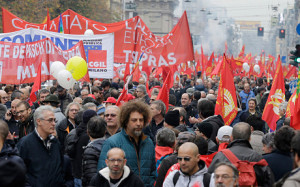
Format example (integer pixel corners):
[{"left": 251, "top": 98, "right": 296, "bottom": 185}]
[
  {"left": 16, "top": 101, "right": 35, "bottom": 139},
  {"left": 90, "top": 147, "right": 144, "bottom": 187}
]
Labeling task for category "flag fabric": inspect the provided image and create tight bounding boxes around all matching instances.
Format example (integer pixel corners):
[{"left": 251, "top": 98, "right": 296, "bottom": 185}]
[
  {"left": 156, "top": 71, "right": 171, "bottom": 111},
  {"left": 262, "top": 56, "right": 285, "bottom": 131},
  {"left": 29, "top": 61, "right": 42, "bottom": 102},
  {"left": 205, "top": 52, "right": 214, "bottom": 77},
  {"left": 58, "top": 13, "right": 64, "bottom": 33},
  {"left": 47, "top": 8, "right": 50, "bottom": 31},
  {"left": 215, "top": 55, "right": 238, "bottom": 126},
  {"left": 291, "top": 65, "right": 300, "bottom": 129},
  {"left": 116, "top": 74, "right": 132, "bottom": 106},
  {"left": 286, "top": 90, "right": 296, "bottom": 118},
  {"left": 123, "top": 61, "right": 130, "bottom": 82}
]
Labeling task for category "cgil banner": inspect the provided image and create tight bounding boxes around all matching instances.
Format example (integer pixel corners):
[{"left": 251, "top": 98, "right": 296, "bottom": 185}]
[
  {"left": 0, "top": 28, "right": 114, "bottom": 79},
  {"left": 2, "top": 8, "right": 194, "bottom": 69},
  {"left": 0, "top": 38, "right": 90, "bottom": 84}
]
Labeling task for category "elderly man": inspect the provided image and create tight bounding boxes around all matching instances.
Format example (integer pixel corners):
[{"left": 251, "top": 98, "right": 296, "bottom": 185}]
[
  {"left": 136, "top": 85, "right": 150, "bottom": 104},
  {"left": 16, "top": 101, "right": 35, "bottom": 139},
  {"left": 214, "top": 162, "right": 239, "bottom": 187},
  {"left": 81, "top": 89, "right": 89, "bottom": 100},
  {"left": 163, "top": 142, "right": 213, "bottom": 187},
  {"left": 239, "top": 83, "right": 255, "bottom": 111},
  {"left": 0, "top": 90, "right": 9, "bottom": 105},
  {"left": 104, "top": 105, "right": 120, "bottom": 139},
  {"left": 90, "top": 148, "right": 144, "bottom": 186},
  {"left": 18, "top": 106, "right": 64, "bottom": 186},
  {"left": 143, "top": 100, "right": 166, "bottom": 144},
  {"left": 5, "top": 99, "right": 21, "bottom": 139},
  {"left": 32, "top": 88, "right": 50, "bottom": 109},
  {"left": 276, "top": 101, "right": 288, "bottom": 130},
  {"left": 98, "top": 100, "right": 155, "bottom": 187}
]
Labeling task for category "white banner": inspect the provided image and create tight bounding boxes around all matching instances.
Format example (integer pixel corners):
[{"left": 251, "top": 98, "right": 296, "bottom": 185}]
[{"left": 0, "top": 28, "right": 114, "bottom": 79}]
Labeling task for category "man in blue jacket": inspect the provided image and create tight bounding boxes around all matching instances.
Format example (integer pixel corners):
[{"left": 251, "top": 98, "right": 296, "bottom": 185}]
[{"left": 97, "top": 100, "right": 155, "bottom": 186}]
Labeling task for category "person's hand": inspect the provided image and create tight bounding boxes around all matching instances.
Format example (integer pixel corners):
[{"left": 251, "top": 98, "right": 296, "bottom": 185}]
[
  {"left": 189, "top": 116, "right": 200, "bottom": 124},
  {"left": 5, "top": 109, "right": 12, "bottom": 121},
  {"left": 6, "top": 132, "right": 15, "bottom": 140}
]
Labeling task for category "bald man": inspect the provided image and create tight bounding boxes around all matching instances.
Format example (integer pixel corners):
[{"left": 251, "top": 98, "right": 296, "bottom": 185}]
[
  {"left": 90, "top": 148, "right": 144, "bottom": 186},
  {"left": 5, "top": 99, "right": 21, "bottom": 139},
  {"left": 163, "top": 142, "right": 213, "bottom": 187}
]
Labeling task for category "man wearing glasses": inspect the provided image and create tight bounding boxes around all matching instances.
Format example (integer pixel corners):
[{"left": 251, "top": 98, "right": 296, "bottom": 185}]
[
  {"left": 163, "top": 142, "right": 214, "bottom": 187},
  {"left": 213, "top": 162, "right": 239, "bottom": 187},
  {"left": 90, "top": 148, "right": 144, "bottom": 186},
  {"left": 15, "top": 101, "right": 35, "bottom": 139},
  {"left": 18, "top": 106, "right": 64, "bottom": 186},
  {"left": 104, "top": 105, "right": 120, "bottom": 139}
]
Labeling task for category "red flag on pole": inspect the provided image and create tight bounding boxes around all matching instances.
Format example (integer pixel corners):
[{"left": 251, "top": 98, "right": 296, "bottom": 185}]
[
  {"left": 29, "top": 61, "right": 42, "bottom": 103},
  {"left": 215, "top": 55, "right": 238, "bottom": 125},
  {"left": 291, "top": 65, "right": 300, "bottom": 129},
  {"left": 47, "top": 8, "right": 50, "bottom": 31},
  {"left": 262, "top": 56, "right": 285, "bottom": 131},
  {"left": 156, "top": 71, "right": 171, "bottom": 111},
  {"left": 123, "top": 61, "right": 130, "bottom": 82}
]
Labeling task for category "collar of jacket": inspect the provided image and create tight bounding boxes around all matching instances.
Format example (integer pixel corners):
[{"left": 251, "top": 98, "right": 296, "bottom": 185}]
[
  {"left": 99, "top": 165, "right": 130, "bottom": 184},
  {"left": 122, "top": 128, "right": 148, "bottom": 142},
  {"left": 23, "top": 112, "right": 34, "bottom": 125},
  {"left": 227, "top": 139, "right": 253, "bottom": 149}
]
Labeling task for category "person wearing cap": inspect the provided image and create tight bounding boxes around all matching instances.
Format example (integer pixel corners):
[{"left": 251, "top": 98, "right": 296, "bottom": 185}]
[
  {"left": 42, "top": 94, "right": 66, "bottom": 127},
  {"left": 194, "top": 122, "right": 217, "bottom": 154},
  {"left": 56, "top": 85, "right": 73, "bottom": 114},
  {"left": 98, "top": 100, "right": 155, "bottom": 187},
  {"left": 215, "top": 126, "right": 233, "bottom": 151},
  {"left": 143, "top": 100, "right": 166, "bottom": 144},
  {"left": 103, "top": 97, "right": 116, "bottom": 107},
  {"left": 155, "top": 132, "right": 196, "bottom": 187},
  {"left": 136, "top": 85, "right": 151, "bottom": 104},
  {"left": 163, "top": 110, "right": 181, "bottom": 136}
]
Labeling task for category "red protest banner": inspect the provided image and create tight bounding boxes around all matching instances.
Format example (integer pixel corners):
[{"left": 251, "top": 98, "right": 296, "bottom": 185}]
[
  {"left": 0, "top": 38, "right": 89, "bottom": 84},
  {"left": 2, "top": 8, "right": 194, "bottom": 68}
]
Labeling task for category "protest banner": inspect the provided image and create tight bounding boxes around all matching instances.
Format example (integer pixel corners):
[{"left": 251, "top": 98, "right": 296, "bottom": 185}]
[
  {"left": 0, "top": 28, "right": 114, "bottom": 79},
  {"left": 0, "top": 38, "right": 90, "bottom": 84},
  {"left": 2, "top": 8, "right": 194, "bottom": 69}
]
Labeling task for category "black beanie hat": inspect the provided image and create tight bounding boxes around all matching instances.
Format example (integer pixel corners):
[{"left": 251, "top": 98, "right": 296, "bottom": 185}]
[
  {"left": 83, "top": 109, "right": 97, "bottom": 124},
  {"left": 196, "top": 122, "right": 213, "bottom": 138},
  {"left": 165, "top": 110, "right": 180, "bottom": 127},
  {"left": 0, "top": 160, "right": 26, "bottom": 187}
]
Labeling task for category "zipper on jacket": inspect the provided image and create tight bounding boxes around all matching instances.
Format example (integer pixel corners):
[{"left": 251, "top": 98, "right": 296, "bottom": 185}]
[{"left": 187, "top": 176, "right": 191, "bottom": 187}]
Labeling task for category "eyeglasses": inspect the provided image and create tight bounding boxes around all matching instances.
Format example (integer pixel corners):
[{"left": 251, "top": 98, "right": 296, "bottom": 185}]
[
  {"left": 104, "top": 113, "right": 117, "bottom": 118},
  {"left": 41, "top": 118, "right": 56, "bottom": 123},
  {"left": 177, "top": 157, "right": 191, "bottom": 162},
  {"left": 107, "top": 158, "right": 124, "bottom": 163},
  {"left": 1, "top": 97, "right": 9, "bottom": 100},
  {"left": 213, "top": 174, "right": 235, "bottom": 180},
  {"left": 16, "top": 109, "right": 27, "bottom": 115}
]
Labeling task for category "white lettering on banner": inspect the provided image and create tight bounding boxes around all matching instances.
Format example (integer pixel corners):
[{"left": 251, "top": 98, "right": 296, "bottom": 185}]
[
  {"left": 0, "top": 45, "right": 11, "bottom": 58},
  {"left": 89, "top": 61, "right": 106, "bottom": 68},
  {"left": 25, "top": 24, "right": 40, "bottom": 29},
  {"left": 62, "top": 46, "right": 81, "bottom": 60},
  {"left": 17, "top": 62, "right": 50, "bottom": 80},
  {"left": 17, "top": 65, "right": 31, "bottom": 80},
  {"left": 122, "top": 50, "right": 177, "bottom": 67},
  {"left": 13, "top": 46, "right": 25, "bottom": 59},
  {"left": 12, "top": 18, "right": 23, "bottom": 30},
  {"left": 92, "top": 24, "right": 107, "bottom": 32},
  {"left": 70, "top": 15, "right": 82, "bottom": 30},
  {"left": 63, "top": 15, "right": 70, "bottom": 29},
  {"left": 30, "top": 64, "right": 37, "bottom": 77}
]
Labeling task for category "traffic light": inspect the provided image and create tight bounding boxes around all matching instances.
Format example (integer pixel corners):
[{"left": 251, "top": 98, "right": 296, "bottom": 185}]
[
  {"left": 279, "top": 29, "right": 285, "bottom": 38},
  {"left": 289, "top": 45, "right": 300, "bottom": 67},
  {"left": 258, "top": 27, "right": 264, "bottom": 36}
]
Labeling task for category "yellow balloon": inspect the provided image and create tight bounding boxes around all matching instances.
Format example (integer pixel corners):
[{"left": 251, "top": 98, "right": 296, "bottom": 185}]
[{"left": 66, "top": 56, "right": 88, "bottom": 80}]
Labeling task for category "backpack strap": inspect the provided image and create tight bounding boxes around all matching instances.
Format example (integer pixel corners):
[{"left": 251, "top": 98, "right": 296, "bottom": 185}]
[
  {"left": 173, "top": 171, "right": 180, "bottom": 186},
  {"left": 221, "top": 149, "right": 240, "bottom": 164},
  {"left": 203, "top": 173, "right": 211, "bottom": 187}
]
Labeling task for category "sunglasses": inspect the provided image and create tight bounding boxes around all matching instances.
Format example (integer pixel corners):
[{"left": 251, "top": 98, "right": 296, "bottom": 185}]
[{"left": 177, "top": 157, "right": 191, "bottom": 162}]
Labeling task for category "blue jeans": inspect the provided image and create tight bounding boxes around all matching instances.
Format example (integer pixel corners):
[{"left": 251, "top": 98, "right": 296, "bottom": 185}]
[{"left": 74, "top": 178, "right": 82, "bottom": 187}]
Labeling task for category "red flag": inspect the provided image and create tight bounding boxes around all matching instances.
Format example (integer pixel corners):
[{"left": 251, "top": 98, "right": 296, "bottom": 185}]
[
  {"left": 286, "top": 66, "right": 297, "bottom": 79},
  {"left": 291, "top": 66, "right": 300, "bottom": 129},
  {"left": 116, "top": 74, "right": 131, "bottom": 106},
  {"left": 286, "top": 90, "right": 296, "bottom": 118},
  {"left": 237, "top": 45, "right": 245, "bottom": 59},
  {"left": 262, "top": 56, "right": 285, "bottom": 131},
  {"left": 29, "top": 61, "right": 42, "bottom": 102},
  {"left": 215, "top": 55, "right": 238, "bottom": 125},
  {"left": 156, "top": 71, "right": 171, "bottom": 111},
  {"left": 211, "top": 58, "right": 223, "bottom": 76},
  {"left": 123, "top": 61, "right": 130, "bottom": 82}
]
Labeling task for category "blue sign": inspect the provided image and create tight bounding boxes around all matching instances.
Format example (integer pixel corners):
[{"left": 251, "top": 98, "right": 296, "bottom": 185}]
[
  {"left": 281, "top": 56, "right": 286, "bottom": 63},
  {"left": 297, "top": 24, "right": 300, "bottom": 35},
  {"left": 289, "top": 79, "right": 297, "bottom": 94}
]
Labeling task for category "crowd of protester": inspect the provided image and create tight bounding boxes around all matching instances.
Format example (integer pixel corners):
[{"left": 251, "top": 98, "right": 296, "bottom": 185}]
[{"left": 0, "top": 74, "right": 299, "bottom": 187}]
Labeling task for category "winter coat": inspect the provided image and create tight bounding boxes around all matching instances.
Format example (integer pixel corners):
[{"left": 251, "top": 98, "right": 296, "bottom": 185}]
[
  {"left": 202, "top": 115, "right": 224, "bottom": 144},
  {"left": 97, "top": 129, "right": 156, "bottom": 187},
  {"left": 239, "top": 90, "right": 255, "bottom": 111},
  {"left": 143, "top": 119, "right": 164, "bottom": 144},
  {"left": 56, "top": 118, "right": 75, "bottom": 153},
  {"left": 263, "top": 149, "right": 293, "bottom": 181},
  {"left": 54, "top": 107, "right": 66, "bottom": 127},
  {"left": 0, "top": 142, "right": 25, "bottom": 169},
  {"left": 71, "top": 122, "right": 90, "bottom": 179},
  {"left": 276, "top": 115, "right": 285, "bottom": 130},
  {"left": 89, "top": 165, "right": 145, "bottom": 187},
  {"left": 282, "top": 168, "right": 300, "bottom": 187},
  {"left": 183, "top": 105, "right": 198, "bottom": 127},
  {"left": 6, "top": 117, "right": 20, "bottom": 138},
  {"left": 155, "top": 153, "right": 178, "bottom": 187},
  {"left": 58, "top": 93, "right": 73, "bottom": 114},
  {"left": 19, "top": 112, "right": 35, "bottom": 139},
  {"left": 250, "top": 130, "right": 264, "bottom": 155},
  {"left": 155, "top": 146, "right": 174, "bottom": 162},
  {"left": 163, "top": 160, "right": 214, "bottom": 187},
  {"left": 208, "top": 139, "right": 274, "bottom": 186},
  {"left": 82, "top": 138, "right": 106, "bottom": 186},
  {"left": 17, "top": 130, "right": 64, "bottom": 187}
]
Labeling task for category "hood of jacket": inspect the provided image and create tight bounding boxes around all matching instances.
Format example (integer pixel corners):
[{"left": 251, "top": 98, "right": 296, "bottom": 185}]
[
  {"left": 0, "top": 143, "right": 19, "bottom": 158},
  {"left": 99, "top": 165, "right": 131, "bottom": 184},
  {"left": 203, "top": 114, "right": 224, "bottom": 128}
]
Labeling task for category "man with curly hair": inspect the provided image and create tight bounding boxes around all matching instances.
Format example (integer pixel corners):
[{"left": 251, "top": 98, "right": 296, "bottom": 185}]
[{"left": 97, "top": 100, "right": 155, "bottom": 187}]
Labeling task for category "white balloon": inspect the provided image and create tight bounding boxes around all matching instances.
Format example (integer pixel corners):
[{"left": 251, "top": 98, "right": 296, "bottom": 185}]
[
  {"left": 84, "top": 29, "right": 94, "bottom": 36},
  {"left": 57, "top": 70, "right": 76, "bottom": 89},
  {"left": 50, "top": 61, "right": 66, "bottom": 79},
  {"left": 242, "top": 62, "right": 248, "bottom": 70},
  {"left": 254, "top": 64, "right": 260, "bottom": 73},
  {"left": 245, "top": 64, "right": 250, "bottom": 73}
]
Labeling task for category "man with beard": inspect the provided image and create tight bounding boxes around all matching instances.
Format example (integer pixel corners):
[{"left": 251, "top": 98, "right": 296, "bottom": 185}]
[
  {"left": 90, "top": 148, "right": 144, "bottom": 186},
  {"left": 97, "top": 100, "right": 155, "bottom": 187},
  {"left": 15, "top": 101, "right": 35, "bottom": 139},
  {"left": 5, "top": 99, "right": 21, "bottom": 140}
]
